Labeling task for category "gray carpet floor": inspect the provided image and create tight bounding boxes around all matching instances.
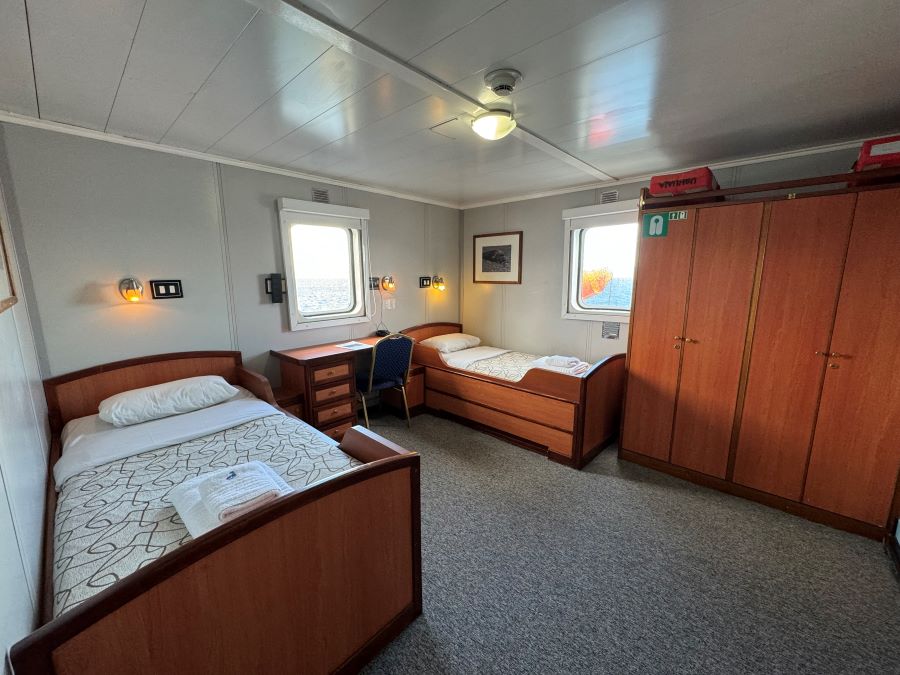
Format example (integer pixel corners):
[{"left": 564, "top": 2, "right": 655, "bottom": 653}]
[{"left": 361, "top": 414, "right": 900, "bottom": 675}]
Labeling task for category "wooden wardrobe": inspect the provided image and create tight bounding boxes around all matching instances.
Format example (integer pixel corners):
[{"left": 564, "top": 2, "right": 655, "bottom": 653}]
[{"left": 621, "top": 172, "right": 900, "bottom": 538}]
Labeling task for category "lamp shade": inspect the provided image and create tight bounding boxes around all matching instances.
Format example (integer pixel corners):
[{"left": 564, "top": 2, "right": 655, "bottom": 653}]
[
  {"left": 471, "top": 110, "right": 516, "bottom": 140},
  {"left": 119, "top": 278, "right": 143, "bottom": 303}
]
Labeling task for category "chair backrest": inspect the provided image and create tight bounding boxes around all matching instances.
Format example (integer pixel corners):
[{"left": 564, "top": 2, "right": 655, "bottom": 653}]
[{"left": 366, "top": 333, "right": 414, "bottom": 390}]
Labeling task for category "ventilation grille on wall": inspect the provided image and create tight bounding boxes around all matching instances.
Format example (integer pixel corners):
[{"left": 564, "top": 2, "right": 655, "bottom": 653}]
[
  {"left": 600, "top": 190, "right": 619, "bottom": 204},
  {"left": 311, "top": 188, "right": 330, "bottom": 203},
  {"left": 601, "top": 321, "right": 621, "bottom": 340}
]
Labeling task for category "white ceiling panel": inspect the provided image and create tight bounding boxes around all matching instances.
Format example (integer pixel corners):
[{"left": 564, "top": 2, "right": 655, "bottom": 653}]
[
  {"left": 303, "top": 0, "right": 389, "bottom": 29},
  {"left": 3, "top": 0, "right": 900, "bottom": 206},
  {"left": 160, "top": 11, "right": 333, "bottom": 151},
  {"left": 208, "top": 47, "right": 384, "bottom": 159},
  {"left": 351, "top": 0, "right": 508, "bottom": 61},
  {"left": 0, "top": 0, "right": 38, "bottom": 116},
  {"left": 28, "top": 0, "right": 145, "bottom": 129},
  {"left": 249, "top": 75, "right": 426, "bottom": 166},
  {"left": 289, "top": 96, "right": 462, "bottom": 171},
  {"left": 410, "top": 0, "right": 629, "bottom": 88},
  {"left": 105, "top": 0, "right": 258, "bottom": 141}
]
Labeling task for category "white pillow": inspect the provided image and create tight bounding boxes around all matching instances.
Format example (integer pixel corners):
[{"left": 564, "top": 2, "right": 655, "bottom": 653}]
[
  {"left": 98, "top": 375, "right": 239, "bottom": 427},
  {"left": 419, "top": 333, "right": 481, "bottom": 353}
]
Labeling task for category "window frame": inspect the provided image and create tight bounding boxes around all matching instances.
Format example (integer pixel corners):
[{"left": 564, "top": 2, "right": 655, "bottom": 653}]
[
  {"left": 278, "top": 198, "right": 372, "bottom": 331},
  {"left": 561, "top": 199, "right": 639, "bottom": 323}
]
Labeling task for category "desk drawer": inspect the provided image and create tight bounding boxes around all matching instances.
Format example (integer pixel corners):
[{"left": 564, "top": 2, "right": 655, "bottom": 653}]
[
  {"left": 312, "top": 362, "right": 350, "bottom": 384},
  {"left": 313, "top": 382, "right": 351, "bottom": 404},
  {"left": 321, "top": 419, "right": 353, "bottom": 442},
  {"left": 315, "top": 401, "right": 353, "bottom": 426}
]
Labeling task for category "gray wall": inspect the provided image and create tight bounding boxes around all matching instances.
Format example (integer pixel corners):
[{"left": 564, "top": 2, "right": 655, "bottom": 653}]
[
  {"left": 0, "top": 124, "right": 460, "bottom": 381},
  {"left": 0, "top": 165, "right": 48, "bottom": 659},
  {"left": 460, "top": 147, "right": 860, "bottom": 361}
]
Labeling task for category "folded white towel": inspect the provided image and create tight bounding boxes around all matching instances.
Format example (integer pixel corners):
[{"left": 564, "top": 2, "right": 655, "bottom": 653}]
[
  {"left": 546, "top": 355, "right": 581, "bottom": 368},
  {"left": 199, "top": 461, "right": 289, "bottom": 522},
  {"left": 170, "top": 461, "right": 292, "bottom": 538},
  {"left": 531, "top": 356, "right": 591, "bottom": 376}
]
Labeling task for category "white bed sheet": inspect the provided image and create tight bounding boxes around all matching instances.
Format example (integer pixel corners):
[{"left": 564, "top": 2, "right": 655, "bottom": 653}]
[
  {"left": 441, "top": 346, "right": 510, "bottom": 369},
  {"left": 55, "top": 387, "right": 280, "bottom": 489}
]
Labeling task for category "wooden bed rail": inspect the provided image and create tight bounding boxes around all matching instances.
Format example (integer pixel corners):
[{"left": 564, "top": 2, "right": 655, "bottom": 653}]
[{"left": 11, "top": 450, "right": 421, "bottom": 675}]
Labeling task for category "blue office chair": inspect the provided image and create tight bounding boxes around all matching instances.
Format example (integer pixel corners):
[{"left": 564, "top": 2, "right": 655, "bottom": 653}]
[{"left": 356, "top": 333, "right": 415, "bottom": 428}]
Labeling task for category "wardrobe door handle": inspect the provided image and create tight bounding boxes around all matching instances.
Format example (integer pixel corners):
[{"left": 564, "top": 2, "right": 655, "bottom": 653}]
[
  {"left": 829, "top": 352, "right": 851, "bottom": 359},
  {"left": 814, "top": 351, "right": 829, "bottom": 357},
  {"left": 684, "top": 338, "right": 699, "bottom": 344}
]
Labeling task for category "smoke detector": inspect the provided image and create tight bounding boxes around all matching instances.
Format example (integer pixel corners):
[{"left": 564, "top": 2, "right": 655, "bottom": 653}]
[{"left": 484, "top": 68, "right": 522, "bottom": 97}]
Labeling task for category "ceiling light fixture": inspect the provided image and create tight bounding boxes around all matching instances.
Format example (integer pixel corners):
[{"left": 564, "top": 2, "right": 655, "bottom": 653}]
[{"left": 471, "top": 110, "right": 517, "bottom": 141}]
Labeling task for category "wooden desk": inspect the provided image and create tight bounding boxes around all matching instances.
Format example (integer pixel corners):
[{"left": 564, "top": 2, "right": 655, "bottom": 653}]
[{"left": 270, "top": 338, "right": 423, "bottom": 440}]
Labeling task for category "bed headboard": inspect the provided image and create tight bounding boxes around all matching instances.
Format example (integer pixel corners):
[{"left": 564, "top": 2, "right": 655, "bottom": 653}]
[
  {"left": 400, "top": 322, "right": 463, "bottom": 342},
  {"left": 43, "top": 351, "right": 243, "bottom": 433}
]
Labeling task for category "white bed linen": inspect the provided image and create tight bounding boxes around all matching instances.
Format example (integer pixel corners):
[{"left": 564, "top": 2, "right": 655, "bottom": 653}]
[
  {"left": 55, "top": 389, "right": 279, "bottom": 489},
  {"left": 441, "top": 346, "right": 510, "bottom": 369}
]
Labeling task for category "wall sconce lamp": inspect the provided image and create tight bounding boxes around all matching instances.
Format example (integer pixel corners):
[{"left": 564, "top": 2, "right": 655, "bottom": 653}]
[
  {"left": 432, "top": 276, "right": 446, "bottom": 292},
  {"left": 381, "top": 275, "right": 396, "bottom": 292},
  {"left": 119, "top": 277, "right": 144, "bottom": 303}
]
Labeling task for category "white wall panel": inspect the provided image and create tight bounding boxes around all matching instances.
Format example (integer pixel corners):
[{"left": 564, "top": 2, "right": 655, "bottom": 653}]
[
  {"left": 28, "top": 0, "right": 145, "bottom": 129},
  {"left": 0, "top": 0, "right": 38, "bottom": 116},
  {"left": 2, "top": 125, "right": 232, "bottom": 375},
  {"left": 106, "top": 0, "right": 258, "bottom": 141}
]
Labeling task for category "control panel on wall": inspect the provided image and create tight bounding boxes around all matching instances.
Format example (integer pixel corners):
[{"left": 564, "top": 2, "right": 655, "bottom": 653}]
[{"left": 150, "top": 280, "right": 183, "bottom": 299}]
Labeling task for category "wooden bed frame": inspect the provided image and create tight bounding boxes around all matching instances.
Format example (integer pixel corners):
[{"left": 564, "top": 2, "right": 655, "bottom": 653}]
[
  {"left": 11, "top": 351, "right": 421, "bottom": 675},
  {"left": 401, "top": 323, "right": 626, "bottom": 469}
]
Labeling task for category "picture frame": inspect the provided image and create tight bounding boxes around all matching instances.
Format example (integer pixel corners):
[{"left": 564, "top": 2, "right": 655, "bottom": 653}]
[
  {"left": 473, "top": 231, "right": 523, "bottom": 284},
  {"left": 0, "top": 221, "right": 17, "bottom": 316}
]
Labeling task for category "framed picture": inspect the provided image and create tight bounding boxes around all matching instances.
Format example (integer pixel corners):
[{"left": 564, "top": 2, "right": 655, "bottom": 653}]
[
  {"left": 0, "top": 222, "right": 16, "bottom": 316},
  {"left": 473, "top": 231, "right": 523, "bottom": 284}
]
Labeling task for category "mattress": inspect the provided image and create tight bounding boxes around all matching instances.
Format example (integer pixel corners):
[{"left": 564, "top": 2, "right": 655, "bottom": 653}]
[{"left": 53, "top": 403, "right": 362, "bottom": 617}]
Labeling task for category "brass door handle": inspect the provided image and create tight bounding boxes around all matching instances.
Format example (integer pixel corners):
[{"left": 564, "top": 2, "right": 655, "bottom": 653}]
[
  {"left": 674, "top": 336, "right": 685, "bottom": 341},
  {"left": 684, "top": 338, "right": 699, "bottom": 344},
  {"left": 829, "top": 352, "right": 851, "bottom": 359},
  {"left": 814, "top": 351, "right": 829, "bottom": 357},
  {"left": 828, "top": 363, "right": 839, "bottom": 369}
]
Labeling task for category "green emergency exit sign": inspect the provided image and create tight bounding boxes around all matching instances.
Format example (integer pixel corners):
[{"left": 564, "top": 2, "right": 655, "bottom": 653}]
[{"left": 642, "top": 211, "right": 687, "bottom": 237}]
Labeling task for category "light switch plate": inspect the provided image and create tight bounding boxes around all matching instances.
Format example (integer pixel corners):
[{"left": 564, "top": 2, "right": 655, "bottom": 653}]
[
  {"left": 369, "top": 276, "right": 380, "bottom": 290},
  {"left": 150, "top": 279, "right": 183, "bottom": 299},
  {"left": 419, "top": 276, "right": 432, "bottom": 288}
]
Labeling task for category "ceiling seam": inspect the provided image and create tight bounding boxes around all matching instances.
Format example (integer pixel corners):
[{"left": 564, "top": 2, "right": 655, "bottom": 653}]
[
  {"left": 104, "top": 0, "right": 148, "bottom": 133},
  {"left": 280, "top": 93, "right": 430, "bottom": 166},
  {"left": 246, "top": 74, "right": 391, "bottom": 160},
  {"left": 157, "top": 9, "right": 261, "bottom": 143},
  {"left": 405, "top": 0, "right": 511, "bottom": 62},
  {"left": 202, "top": 44, "right": 336, "bottom": 153},
  {"left": 22, "top": 0, "right": 40, "bottom": 118}
]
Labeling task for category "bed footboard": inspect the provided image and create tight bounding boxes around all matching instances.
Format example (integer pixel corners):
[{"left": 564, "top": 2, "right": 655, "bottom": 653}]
[
  {"left": 574, "top": 353, "right": 626, "bottom": 468},
  {"left": 11, "top": 450, "right": 421, "bottom": 675}
]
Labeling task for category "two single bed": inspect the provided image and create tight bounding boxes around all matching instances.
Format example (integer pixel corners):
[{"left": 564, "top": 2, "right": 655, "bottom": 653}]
[
  {"left": 401, "top": 323, "right": 626, "bottom": 468},
  {"left": 12, "top": 351, "right": 420, "bottom": 675}
]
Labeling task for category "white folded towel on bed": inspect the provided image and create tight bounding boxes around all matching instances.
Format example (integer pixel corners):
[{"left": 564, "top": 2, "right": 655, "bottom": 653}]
[
  {"left": 531, "top": 356, "right": 591, "bottom": 376},
  {"left": 170, "top": 461, "right": 292, "bottom": 538},
  {"left": 545, "top": 355, "right": 581, "bottom": 368}
]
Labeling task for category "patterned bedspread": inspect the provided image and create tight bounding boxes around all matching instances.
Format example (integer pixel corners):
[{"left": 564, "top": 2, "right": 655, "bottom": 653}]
[
  {"left": 464, "top": 351, "right": 541, "bottom": 381},
  {"left": 53, "top": 413, "right": 362, "bottom": 617}
]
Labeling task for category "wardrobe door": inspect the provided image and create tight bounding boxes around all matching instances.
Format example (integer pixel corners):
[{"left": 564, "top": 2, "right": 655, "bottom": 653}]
[
  {"left": 803, "top": 188, "right": 900, "bottom": 525},
  {"left": 670, "top": 203, "right": 764, "bottom": 477},
  {"left": 732, "top": 195, "right": 855, "bottom": 499},
  {"left": 621, "top": 210, "right": 696, "bottom": 460}
]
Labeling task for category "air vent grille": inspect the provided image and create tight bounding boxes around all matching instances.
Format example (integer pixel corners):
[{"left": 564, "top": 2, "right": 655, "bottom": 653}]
[
  {"left": 601, "top": 321, "right": 621, "bottom": 340},
  {"left": 600, "top": 190, "right": 619, "bottom": 204},
  {"left": 311, "top": 188, "right": 330, "bottom": 203}
]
